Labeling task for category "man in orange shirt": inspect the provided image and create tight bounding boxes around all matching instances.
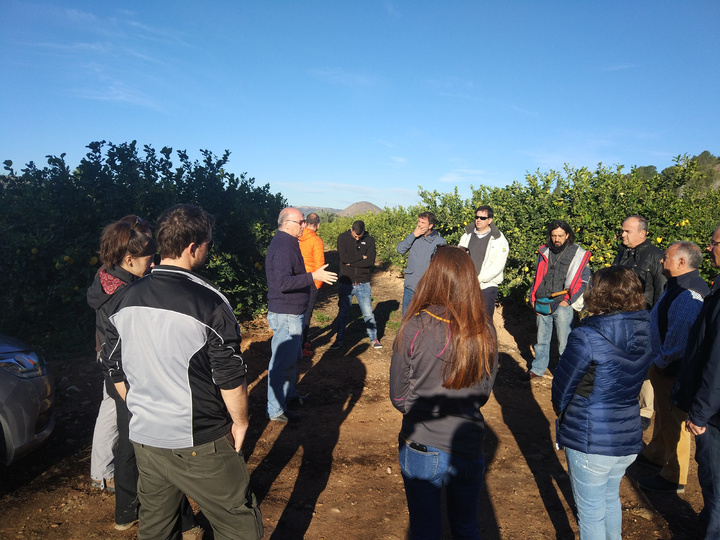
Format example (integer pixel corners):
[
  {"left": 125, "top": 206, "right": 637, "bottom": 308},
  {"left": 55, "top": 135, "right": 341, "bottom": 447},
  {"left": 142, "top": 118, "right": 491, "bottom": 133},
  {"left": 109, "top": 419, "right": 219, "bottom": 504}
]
[{"left": 299, "top": 213, "right": 325, "bottom": 356}]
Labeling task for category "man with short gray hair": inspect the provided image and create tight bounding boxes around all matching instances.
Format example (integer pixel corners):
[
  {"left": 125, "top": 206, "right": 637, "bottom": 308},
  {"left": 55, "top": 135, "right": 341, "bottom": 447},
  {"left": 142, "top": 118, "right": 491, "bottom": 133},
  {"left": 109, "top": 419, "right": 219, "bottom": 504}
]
[
  {"left": 266, "top": 207, "right": 337, "bottom": 422},
  {"left": 638, "top": 241, "right": 709, "bottom": 494},
  {"left": 673, "top": 225, "right": 720, "bottom": 536}
]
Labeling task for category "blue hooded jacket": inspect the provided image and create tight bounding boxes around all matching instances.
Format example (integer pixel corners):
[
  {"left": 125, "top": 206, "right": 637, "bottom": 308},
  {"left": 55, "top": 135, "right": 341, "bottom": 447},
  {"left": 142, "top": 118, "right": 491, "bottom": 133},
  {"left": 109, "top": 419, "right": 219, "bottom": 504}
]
[{"left": 551, "top": 310, "right": 652, "bottom": 456}]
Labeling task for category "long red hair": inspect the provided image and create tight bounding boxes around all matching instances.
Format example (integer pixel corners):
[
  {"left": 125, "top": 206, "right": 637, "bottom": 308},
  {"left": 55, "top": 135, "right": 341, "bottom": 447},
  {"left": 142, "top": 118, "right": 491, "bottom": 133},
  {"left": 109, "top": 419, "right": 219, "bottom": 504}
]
[{"left": 394, "top": 246, "right": 497, "bottom": 389}]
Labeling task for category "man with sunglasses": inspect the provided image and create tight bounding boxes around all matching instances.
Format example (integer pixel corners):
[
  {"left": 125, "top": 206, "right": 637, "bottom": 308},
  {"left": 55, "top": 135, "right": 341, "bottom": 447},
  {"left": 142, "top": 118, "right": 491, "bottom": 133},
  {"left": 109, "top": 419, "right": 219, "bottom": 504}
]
[
  {"left": 458, "top": 205, "right": 509, "bottom": 319},
  {"left": 397, "top": 211, "right": 447, "bottom": 314},
  {"left": 266, "top": 207, "right": 337, "bottom": 422}
]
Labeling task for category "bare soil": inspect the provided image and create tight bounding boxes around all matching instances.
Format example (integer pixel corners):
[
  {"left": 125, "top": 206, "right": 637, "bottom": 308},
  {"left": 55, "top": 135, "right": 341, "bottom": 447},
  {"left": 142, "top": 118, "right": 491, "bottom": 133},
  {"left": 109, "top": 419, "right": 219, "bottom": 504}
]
[{"left": 0, "top": 255, "right": 705, "bottom": 539}]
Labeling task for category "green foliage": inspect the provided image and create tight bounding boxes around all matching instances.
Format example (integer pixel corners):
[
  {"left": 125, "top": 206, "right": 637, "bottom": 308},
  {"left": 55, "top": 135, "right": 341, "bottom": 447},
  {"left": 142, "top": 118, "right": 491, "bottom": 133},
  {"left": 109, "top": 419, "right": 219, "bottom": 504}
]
[
  {"left": 318, "top": 205, "right": 420, "bottom": 268},
  {"left": 420, "top": 158, "right": 720, "bottom": 301},
  {"left": 320, "top": 153, "right": 720, "bottom": 305},
  {"left": 316, "top": 209, "right": 337, "bottom": 224},
  {"left": 1, "top": 141, "right": 285, "bottom": 349}
]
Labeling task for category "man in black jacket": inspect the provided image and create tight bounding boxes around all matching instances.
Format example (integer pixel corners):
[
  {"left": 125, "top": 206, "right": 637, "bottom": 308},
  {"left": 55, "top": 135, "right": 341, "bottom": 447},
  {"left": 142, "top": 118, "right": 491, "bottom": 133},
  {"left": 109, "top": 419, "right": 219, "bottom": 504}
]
[
  {"left": 673, "top": 225, "right": 720, "bottom": 538},
  {"left": 614, "top": 215, "right": 666, "bottom": 307},
  {"left": 614, "top": 215, "right": 666, "bottom": 430},
  {"left": 330, "top": 220, "right": 382, "bottom": 350}
]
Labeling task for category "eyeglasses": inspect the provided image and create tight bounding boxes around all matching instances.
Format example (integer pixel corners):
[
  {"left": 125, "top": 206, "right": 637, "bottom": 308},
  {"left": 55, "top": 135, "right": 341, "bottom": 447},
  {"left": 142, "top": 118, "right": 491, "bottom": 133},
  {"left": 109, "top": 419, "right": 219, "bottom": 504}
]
[
  {"left": 475, "top": 215, "right": 490, "bottom": 220},
  {"left": 710, "top": 239, "right": 720, "bottom": 248},
  {"left": 287, "top": 220, "right": 306, "bottom": 225},
  {"left": 205, "top": 240, "right": 214, "bottom": 251}
]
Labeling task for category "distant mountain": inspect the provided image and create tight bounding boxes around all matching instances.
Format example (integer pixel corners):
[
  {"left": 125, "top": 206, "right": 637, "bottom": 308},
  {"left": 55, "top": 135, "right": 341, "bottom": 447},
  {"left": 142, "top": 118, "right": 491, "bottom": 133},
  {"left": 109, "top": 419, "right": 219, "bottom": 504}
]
[
  {"left": 297, "top": 201, "right": 383, "bottom": 218},
  {"left": 337, "top": 201, "right": 383, "bottom": 217}
]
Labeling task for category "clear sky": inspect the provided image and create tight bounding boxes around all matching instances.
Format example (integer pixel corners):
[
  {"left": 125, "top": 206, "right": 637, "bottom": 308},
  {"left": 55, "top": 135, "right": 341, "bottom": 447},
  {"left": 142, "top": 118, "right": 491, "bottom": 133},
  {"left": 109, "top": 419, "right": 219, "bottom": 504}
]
[{"left": 2, "top": 1, "right": 719, "bottom": 210}]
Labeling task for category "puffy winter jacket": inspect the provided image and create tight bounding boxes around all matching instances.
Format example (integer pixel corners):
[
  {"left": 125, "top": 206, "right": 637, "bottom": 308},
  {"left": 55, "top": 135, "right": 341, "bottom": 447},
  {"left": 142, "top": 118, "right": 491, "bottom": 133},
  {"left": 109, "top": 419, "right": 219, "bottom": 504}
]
[
  {"left": 299, "top": 227, "right": 325, "bottom": 289},
  {"left": 551, "top": 310, "right": 653, "bottom": 456}
]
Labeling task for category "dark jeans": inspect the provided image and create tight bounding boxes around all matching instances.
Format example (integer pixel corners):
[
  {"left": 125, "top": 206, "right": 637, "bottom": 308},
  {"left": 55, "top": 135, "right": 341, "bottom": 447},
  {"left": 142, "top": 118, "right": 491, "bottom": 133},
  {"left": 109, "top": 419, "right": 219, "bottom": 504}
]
[
  {"left": 302, "top": 285, "right": 319, "bottom": 344},
  {"left": 336, "top": 282, "right": 377, "bottom": 341},
  {"left": 696, "top": 423, "right": 720, "bottom": 538},
  {"left": 399, "top": 440, "right": 485, "bottom": 540},
  {"left": 481, "top": 287, "right": 498, "bottom": 320}
]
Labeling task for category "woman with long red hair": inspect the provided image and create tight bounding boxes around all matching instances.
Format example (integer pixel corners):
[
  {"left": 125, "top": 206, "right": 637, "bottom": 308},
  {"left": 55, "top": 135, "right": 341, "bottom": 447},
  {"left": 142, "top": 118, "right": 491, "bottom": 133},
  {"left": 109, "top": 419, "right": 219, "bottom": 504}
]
[{"left": 390, "top": 245, "right": 498, "bottom": 539}]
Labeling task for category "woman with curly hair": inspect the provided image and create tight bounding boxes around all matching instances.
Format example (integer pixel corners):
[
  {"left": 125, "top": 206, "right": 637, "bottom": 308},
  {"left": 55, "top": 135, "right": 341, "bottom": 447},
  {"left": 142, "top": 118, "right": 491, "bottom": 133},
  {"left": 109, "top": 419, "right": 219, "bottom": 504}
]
[{"left": 552, "top": 266, "right": 653, "bottom": 540}]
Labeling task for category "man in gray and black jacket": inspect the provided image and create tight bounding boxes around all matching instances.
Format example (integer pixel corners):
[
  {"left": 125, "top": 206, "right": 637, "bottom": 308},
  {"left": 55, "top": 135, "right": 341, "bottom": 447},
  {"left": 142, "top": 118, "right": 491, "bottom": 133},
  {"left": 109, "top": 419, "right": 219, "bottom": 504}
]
[{"left": 103, "top": 204, "right": 263, "bottom": 540}]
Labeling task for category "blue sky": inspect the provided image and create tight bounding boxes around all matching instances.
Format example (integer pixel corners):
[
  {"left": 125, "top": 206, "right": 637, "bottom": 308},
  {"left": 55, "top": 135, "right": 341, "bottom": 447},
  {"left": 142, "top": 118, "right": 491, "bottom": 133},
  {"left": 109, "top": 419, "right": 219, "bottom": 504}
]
[{"left": 2, "top": 1, "right": 719, "bottom": 210}]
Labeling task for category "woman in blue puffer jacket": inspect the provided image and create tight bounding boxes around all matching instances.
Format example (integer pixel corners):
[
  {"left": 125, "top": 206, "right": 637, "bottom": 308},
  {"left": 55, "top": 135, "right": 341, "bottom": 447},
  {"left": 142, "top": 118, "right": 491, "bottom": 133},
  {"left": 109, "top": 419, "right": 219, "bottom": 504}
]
[{"left": 552, "top": 266, "right": 653, "bottom": 540}]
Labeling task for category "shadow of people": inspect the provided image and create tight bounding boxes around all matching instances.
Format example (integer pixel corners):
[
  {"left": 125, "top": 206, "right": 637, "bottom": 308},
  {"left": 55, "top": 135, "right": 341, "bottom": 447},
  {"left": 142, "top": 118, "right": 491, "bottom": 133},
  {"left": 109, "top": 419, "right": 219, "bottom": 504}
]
[
  {"left": 249, "top": 344, "right": 367, "bottom": 539},
  {"left": 493, "top": 352, "right": 576, "bottom": 539},
  {"left": 396, "top": 395, "right": 501, "bottom": 539},
  {"left": 476, "top": 425, "right": 501, "bottom": 540},
  {"left": 373, "top": 299, "right": 400, "bottom": 340},
  {"left": 500, "top": 301, "right": 577, "bottom": 376},
  {"left": 498, "top": 300, "right": 536, "bottom": 366},
  {"left": 624, "top": 462, "right": 701, "bottom": 539}
]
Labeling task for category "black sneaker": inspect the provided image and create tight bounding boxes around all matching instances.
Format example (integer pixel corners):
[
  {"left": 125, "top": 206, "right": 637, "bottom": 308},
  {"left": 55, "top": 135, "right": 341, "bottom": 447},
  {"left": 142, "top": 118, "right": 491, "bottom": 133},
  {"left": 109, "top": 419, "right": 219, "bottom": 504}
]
[{"left": 329, "top": 340, "right": 343, "bottom": 350}]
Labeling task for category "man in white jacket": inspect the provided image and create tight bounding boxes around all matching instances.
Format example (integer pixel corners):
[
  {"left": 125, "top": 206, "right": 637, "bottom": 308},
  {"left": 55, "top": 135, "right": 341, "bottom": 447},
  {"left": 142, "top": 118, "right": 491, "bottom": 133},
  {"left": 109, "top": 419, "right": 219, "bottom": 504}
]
[{"left": 458, "top": 205, "right": 509, "bottom": 318}]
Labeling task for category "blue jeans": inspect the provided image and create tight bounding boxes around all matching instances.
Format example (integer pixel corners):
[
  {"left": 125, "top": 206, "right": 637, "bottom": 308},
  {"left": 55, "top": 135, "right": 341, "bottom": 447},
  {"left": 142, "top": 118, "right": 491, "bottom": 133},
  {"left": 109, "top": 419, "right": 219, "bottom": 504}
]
[
  {"left": 402, "top": 287, "right": 415, "bottom": 315},
  {"left": 695, "top": 424, "right": 720, "bottom": 539},
  {"left": 565, "top": 448, "right": 635, "bottom": 540},
  {"left": 336, "top": 282, "right": 377, "bottom": 341},
  {"left": 399, "top": 441, "right": 485, "bottom": 540},
  {"left": 266, "top": 312, "right": 304, "bottom": 418},
  {"left": 532, "top": 304, "right": 573, "bottom": 376}
]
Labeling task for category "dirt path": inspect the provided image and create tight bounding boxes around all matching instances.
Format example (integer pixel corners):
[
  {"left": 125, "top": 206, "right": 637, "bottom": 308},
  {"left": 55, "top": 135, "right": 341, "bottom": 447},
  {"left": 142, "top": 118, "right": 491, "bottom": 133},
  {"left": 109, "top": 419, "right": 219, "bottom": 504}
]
[{"left": 0, "top": 259, "right": 705, "bottom": 539}]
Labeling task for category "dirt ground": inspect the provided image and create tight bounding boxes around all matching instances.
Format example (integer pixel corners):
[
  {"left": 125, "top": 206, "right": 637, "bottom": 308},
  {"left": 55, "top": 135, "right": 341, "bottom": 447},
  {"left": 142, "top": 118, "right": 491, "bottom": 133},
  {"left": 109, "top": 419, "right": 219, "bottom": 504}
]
[{"left": 0, "top": 255, "right": 706, "bottom": 539}]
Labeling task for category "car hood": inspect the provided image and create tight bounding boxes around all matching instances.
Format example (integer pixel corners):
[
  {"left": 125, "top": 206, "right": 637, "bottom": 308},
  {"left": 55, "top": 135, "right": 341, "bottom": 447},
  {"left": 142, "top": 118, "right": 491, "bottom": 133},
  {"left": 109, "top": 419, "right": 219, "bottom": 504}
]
[{"left": 0, "top": 334, "right": 33, "bottom": 354}]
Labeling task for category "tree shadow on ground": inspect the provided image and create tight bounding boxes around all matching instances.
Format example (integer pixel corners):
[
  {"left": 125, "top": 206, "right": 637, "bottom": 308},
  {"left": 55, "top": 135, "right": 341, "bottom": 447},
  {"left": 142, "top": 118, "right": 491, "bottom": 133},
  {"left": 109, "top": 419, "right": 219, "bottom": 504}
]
[
  {"left": 244, "top": 338, "right": 366, "bottom": 539},
  {"left": 493, "top": 352, "right": 576, "bottom": 539}
]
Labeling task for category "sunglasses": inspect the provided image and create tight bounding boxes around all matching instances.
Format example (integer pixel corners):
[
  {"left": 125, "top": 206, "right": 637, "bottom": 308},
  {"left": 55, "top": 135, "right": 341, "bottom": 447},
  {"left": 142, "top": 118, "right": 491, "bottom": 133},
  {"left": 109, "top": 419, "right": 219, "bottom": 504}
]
[
  {"left": 287, "top": 219, "right": 306, "bottom": 225},
  {"left": 475, "top": 215, "right": 490, "bottom": 220}
]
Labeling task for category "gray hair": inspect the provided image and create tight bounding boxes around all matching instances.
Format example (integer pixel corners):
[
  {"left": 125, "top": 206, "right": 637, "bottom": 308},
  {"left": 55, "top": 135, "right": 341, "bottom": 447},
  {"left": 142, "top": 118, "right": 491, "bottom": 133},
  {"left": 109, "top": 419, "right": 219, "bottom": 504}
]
[{"left": 669, "top": 241, "right": 703, "bottom": 269}]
